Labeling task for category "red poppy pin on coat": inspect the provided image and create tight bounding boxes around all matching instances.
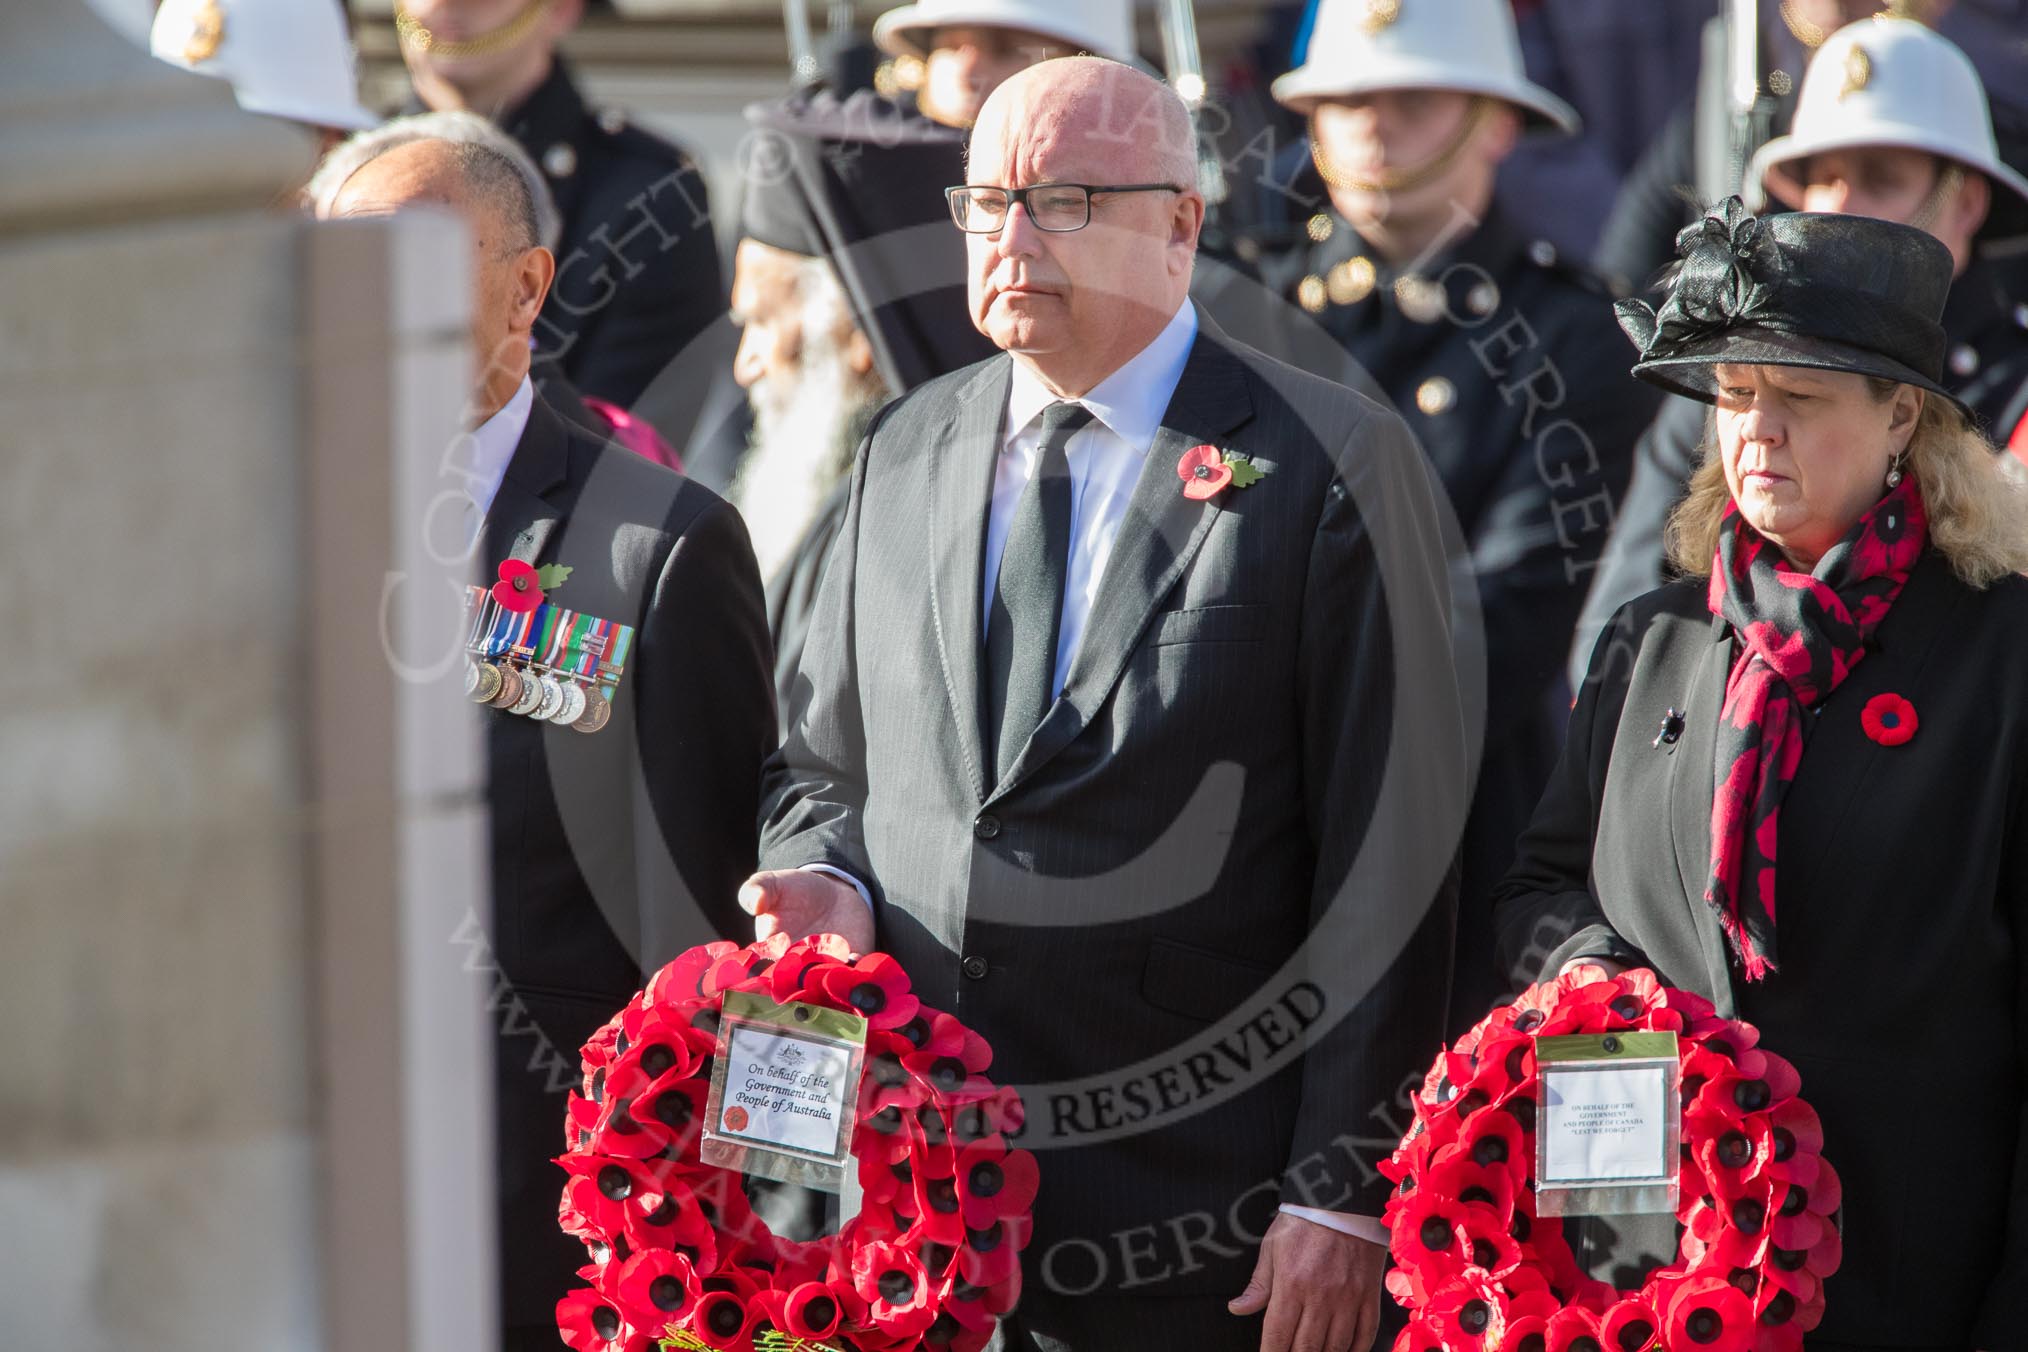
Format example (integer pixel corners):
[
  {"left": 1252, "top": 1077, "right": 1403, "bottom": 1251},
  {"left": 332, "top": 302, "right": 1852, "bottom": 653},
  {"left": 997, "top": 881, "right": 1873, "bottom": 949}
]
[
  {"left": 1177, "top": 443, "right": 1268, "bottom": 501},
  {"left": 1860, "top": 692, "right": 1917, "bottom": 746},
  {"left": 493, "top": 557, "right": 572, "bottom": 613}
]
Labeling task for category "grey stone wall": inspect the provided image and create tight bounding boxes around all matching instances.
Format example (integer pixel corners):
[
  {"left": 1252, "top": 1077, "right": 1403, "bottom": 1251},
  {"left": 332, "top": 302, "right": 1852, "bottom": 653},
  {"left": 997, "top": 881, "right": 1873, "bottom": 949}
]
[{"left": 1, "top": 4, "right": 497, "bottom": 1349}]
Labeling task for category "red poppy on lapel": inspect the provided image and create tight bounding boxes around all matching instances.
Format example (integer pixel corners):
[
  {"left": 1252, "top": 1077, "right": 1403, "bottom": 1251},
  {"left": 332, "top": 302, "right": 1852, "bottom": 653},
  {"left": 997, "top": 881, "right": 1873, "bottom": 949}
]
[
  {"left": 495, "top": 557, "right": 546, "bottom": 612},
  {"left": 1861, "top": 692, "right": 1918, "bottom": 746},
  {"left": 1177, "top": 444, "right": 1233, "bottom": 499},
  {"left": 494, "top": 557, "right": 572, "bottom": 612},
  {"left": 1176, "top": 444, "right": 1270, "bottom": 500}
]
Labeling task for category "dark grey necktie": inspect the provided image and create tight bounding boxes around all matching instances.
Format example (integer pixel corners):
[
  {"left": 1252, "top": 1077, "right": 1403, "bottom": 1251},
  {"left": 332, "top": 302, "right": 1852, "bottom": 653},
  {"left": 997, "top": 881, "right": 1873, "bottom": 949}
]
[{"left": 984, "top": 400, "right": 1094, "bottom": 782}]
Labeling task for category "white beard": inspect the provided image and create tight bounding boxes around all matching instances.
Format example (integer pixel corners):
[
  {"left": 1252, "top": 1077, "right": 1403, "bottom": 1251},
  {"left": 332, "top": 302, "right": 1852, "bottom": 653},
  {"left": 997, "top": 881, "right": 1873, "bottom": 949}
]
[{"left": 732, "top": 331, "right": 885, "bottom": 584}]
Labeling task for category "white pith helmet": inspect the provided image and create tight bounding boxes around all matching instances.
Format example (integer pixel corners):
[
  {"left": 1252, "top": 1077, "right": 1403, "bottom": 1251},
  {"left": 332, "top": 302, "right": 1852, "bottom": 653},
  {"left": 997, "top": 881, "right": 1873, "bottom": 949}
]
[
  {"left": 872, "top": 0, "right": 1138, "bottom": 68},
  {"left": 1747, "top": 17, "right": 2028, "bottom": 240},
  {"left": 151, "top": 0, "right": 378, "bottom": 133},
  {"left": 1272, "top": 0, "right": 1578, "bottom": 134}
]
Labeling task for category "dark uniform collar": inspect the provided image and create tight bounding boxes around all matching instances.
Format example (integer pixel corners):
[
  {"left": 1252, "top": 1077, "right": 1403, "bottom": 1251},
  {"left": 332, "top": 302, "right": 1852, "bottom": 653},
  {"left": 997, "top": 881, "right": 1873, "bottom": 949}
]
[
  {"left": 1941, "top": 257, "right": 2016, "bottom": 349},
  {"left": 502, "top": 57, "right": 590, "bottom": 220},
  {"left": 1307, "top": 202, "right": 1533, "bottom": 322},
  {"left": 503, "top": 56, "right": 585, "bottom": 150},
  {"left": 1357, "top": 204, "right": 1529, "bottom": 283}
]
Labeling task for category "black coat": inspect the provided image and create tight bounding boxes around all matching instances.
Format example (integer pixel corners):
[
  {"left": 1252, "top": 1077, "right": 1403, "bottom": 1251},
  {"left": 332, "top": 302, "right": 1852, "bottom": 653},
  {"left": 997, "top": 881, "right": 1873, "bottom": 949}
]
[
  {"left": 1495, "top": 554, "right": 2028, "bottom": 1349},
  {"left": 503, "top": 60, "right": 724, "bottom": 411},
  {"left": 482, "top": 394, "right": 774, "bottom": 1344},
  {"left": 1258, "top": 208, "right": 1663, "bottom": 1033},
  {"left": 759, "top": 323, "right": 1465, "bottom": 1346}
]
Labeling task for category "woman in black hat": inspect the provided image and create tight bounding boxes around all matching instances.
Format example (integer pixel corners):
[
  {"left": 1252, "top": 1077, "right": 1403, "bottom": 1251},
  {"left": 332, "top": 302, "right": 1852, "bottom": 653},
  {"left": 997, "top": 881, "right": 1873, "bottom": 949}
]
[{"left": 1496, "top": 198, "right": 2028, "bottom": 1344}]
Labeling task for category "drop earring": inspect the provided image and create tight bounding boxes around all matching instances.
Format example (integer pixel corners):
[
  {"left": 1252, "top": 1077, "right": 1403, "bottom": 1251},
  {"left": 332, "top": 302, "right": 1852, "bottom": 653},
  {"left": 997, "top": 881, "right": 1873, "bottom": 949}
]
[{"left": 1886, "top": 454, "right": 1904, "bottom": 488}]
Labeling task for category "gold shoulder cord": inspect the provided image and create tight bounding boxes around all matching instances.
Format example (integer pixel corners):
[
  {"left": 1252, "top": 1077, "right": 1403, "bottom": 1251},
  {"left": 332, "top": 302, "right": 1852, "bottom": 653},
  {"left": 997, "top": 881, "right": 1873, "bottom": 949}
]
[{"left": 394, "top": 0, "right": 553, "bottom": 58}]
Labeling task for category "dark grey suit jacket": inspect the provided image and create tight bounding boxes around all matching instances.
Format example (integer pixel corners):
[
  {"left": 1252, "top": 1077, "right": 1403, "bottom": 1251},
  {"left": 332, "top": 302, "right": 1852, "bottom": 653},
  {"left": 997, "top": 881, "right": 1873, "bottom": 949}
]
[
  {"left": 759, "top": 318, "right": 1467, "bottom": 1312},
  {"left": 1498, "top": 557, "right": 2028, "bottom": 1347}
]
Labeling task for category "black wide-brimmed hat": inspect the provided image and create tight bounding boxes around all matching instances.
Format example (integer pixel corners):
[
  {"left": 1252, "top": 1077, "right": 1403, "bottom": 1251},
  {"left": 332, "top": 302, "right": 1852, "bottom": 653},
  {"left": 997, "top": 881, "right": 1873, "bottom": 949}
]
[
  {"left": 1616, "top": 198, "right": 1967, "bottom": 415},
  {"left": 740, "top": 89, "right": 996, "bottom": 394}
]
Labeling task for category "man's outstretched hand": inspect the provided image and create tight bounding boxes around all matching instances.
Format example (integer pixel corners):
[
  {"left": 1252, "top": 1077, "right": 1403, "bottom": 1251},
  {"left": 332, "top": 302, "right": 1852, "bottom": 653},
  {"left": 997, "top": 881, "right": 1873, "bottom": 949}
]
[
  {"left": 1229, "top": 1214, "right": 1385, "bottom": 1352},
  {"left": 737, "top": 869, "right": 874, "bottom": 955}
]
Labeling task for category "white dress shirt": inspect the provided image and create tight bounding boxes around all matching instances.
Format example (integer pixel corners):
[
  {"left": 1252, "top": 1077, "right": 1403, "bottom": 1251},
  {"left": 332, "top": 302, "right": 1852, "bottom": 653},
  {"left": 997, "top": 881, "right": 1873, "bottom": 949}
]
[
  {"left": 805, "top": 301, "right": 1196, "bottom": 908},
  {"left": 983, "top": 297, "right": 1199, "bottom": 694},
  {"left": 462, "top": 375, "right": 536, "bottom": 525}
]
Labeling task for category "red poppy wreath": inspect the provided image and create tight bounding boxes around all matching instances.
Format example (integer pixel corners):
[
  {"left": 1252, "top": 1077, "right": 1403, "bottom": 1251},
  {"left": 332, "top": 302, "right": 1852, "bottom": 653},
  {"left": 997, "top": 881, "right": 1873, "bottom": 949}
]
[
  {"left": 555, "top": 935, "right": 1036, "bottom": 1352},
  {"left": 1384, "top": 968, "right": 1842, "bottom": 1352}
]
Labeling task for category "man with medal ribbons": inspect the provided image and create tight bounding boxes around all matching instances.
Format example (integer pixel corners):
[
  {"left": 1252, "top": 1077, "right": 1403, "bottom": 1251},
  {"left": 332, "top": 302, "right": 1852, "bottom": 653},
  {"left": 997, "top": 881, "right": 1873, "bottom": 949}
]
[{"left": 312, "top": 112, "right": 776, "bottom": 1352}]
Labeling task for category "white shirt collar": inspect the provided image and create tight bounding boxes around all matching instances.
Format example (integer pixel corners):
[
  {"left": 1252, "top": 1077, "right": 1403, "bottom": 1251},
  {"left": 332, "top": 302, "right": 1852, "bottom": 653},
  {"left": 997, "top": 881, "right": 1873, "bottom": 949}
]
[
  {"left": 1002, "top": 299, "right": 1199, "bottom": 453},
  {"left": 466, "top": 375, "right": 536, "bottom": 520}
]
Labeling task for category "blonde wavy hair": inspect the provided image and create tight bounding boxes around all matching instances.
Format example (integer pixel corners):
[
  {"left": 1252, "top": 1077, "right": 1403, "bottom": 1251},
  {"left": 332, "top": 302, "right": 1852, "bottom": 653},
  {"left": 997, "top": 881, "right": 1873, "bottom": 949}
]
[{"left": 1665, "top": 379, "right": 2028, "bottom": 587}]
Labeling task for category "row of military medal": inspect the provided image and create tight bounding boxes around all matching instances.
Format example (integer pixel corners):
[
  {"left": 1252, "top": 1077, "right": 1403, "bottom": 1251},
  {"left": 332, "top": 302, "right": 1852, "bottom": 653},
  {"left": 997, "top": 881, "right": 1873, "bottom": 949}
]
[{"left": 460, "top": 584, "right": 635, "bottom": 735}]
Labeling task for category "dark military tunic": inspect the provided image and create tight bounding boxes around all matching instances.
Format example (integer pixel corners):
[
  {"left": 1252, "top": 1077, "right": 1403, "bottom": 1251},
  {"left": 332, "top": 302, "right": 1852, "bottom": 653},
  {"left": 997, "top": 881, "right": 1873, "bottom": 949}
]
[
  {"left": 1259, "top": 206, "right": 1663, "bottom": 1035},
  {"left": 503, "top": 58, "right": 723, "bottom": 410}
]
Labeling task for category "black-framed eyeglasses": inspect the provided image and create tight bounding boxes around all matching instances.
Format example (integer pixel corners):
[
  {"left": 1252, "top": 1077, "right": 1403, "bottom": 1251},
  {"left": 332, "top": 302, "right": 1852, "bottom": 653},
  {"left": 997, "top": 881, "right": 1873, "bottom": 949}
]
[{"left": 945, "top": 182, "right": 1186, "bottom": 234}]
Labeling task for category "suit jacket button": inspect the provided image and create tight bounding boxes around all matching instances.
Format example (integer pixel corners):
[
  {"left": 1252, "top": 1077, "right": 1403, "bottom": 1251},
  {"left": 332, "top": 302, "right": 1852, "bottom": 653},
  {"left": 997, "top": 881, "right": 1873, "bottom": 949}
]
[
  {"left": 963, "top": 955, "right": 989, "bottom": 980},
  {"left": 974, "top": 814, "right": 1001, "bottom": 840}
]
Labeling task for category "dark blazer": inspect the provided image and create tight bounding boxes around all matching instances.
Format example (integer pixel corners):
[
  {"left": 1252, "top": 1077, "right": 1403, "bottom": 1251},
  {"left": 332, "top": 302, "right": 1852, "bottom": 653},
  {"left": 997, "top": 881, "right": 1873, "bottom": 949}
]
[
  {"left": 759, "top": 319, "right": 1466, "bottom": 1340},
  {"left": 1496, "top": 554, "right": 2028, "bottom": 1349},
  {"left": 1258, "top": 208, "right": 1662, "bottom": 1034},
  {"left": 484, "top": 394, "right": 774, "bottom": 1344}
]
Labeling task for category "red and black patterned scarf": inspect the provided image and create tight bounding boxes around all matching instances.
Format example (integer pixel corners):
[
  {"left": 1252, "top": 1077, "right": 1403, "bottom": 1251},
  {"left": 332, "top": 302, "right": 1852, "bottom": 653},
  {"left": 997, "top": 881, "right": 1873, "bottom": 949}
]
[{"left": 1705, "top": 477, "right": 1927, "bottom": 980}]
